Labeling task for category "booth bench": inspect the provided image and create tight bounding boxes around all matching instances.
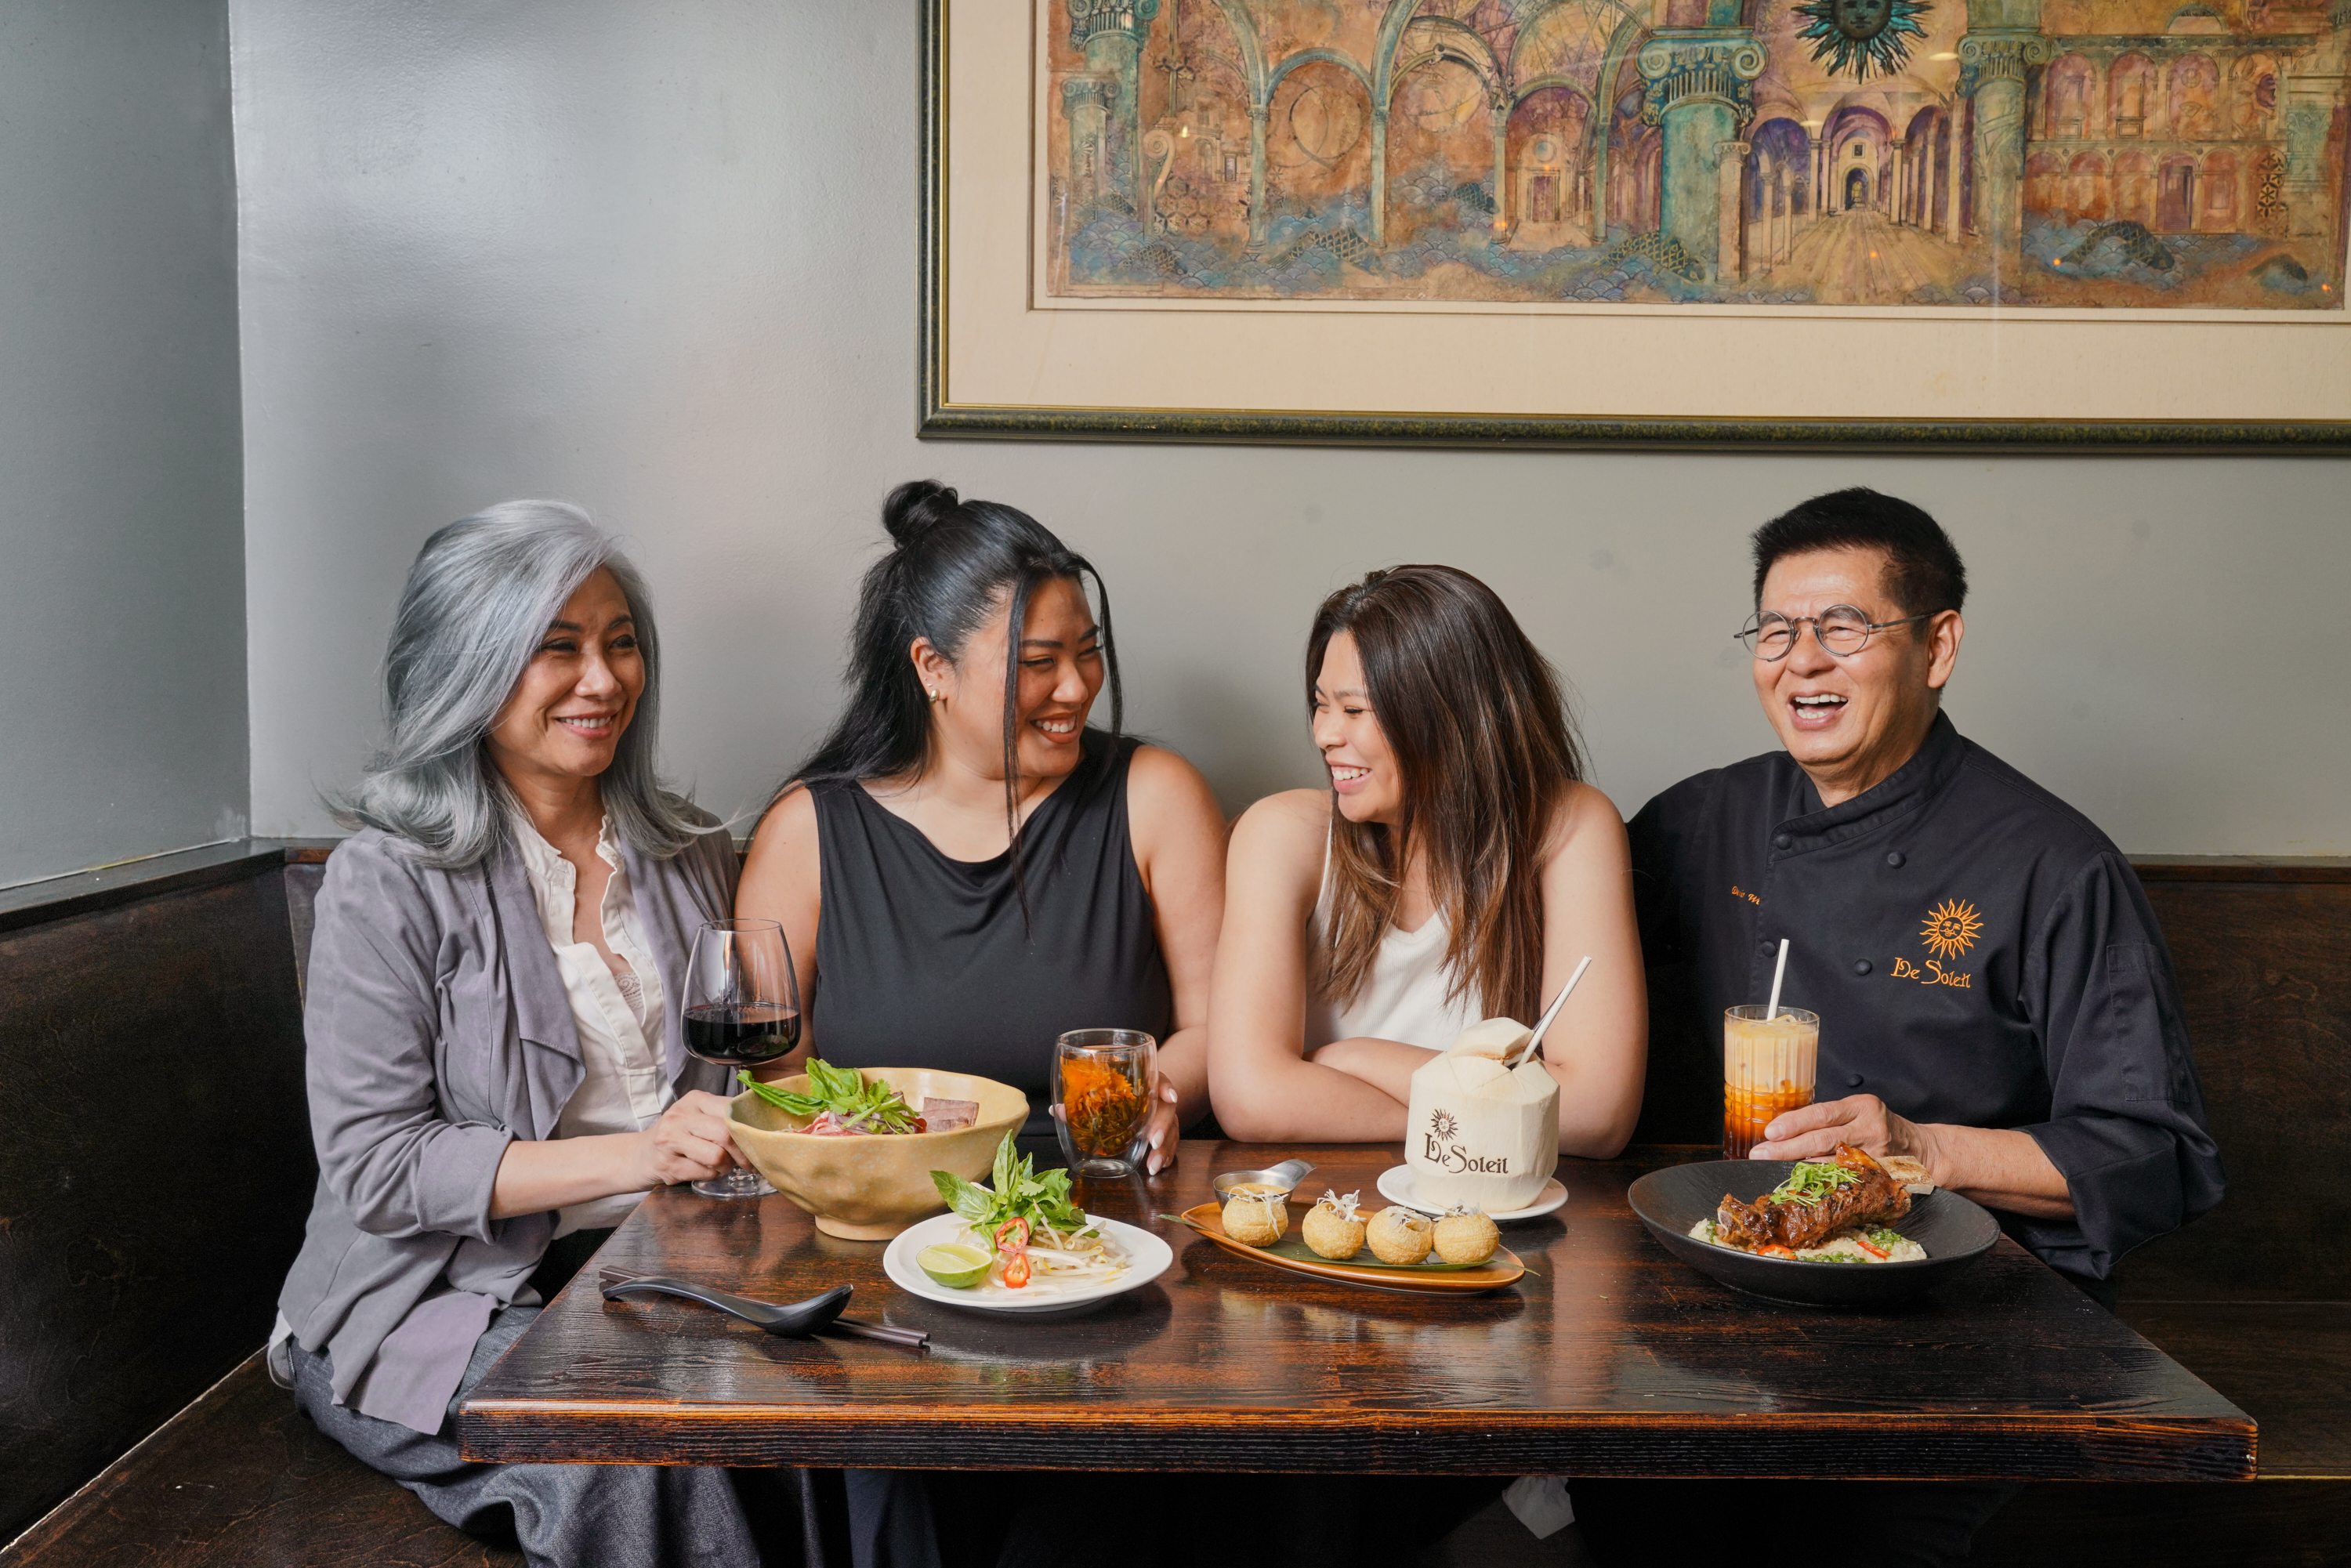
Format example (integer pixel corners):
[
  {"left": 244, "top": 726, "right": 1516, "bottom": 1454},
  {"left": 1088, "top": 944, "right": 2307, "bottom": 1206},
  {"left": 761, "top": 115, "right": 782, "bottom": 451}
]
[{"left": 1, "top": 844, "right": 2343, "bottom": 1567}]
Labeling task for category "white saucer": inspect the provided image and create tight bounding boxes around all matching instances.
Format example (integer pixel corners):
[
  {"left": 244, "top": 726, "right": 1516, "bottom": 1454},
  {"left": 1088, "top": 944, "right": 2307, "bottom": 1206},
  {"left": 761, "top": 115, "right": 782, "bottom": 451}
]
[
  {"left": 1375, "top": 1166, "right": 1569, "bottom": 1223},
  {"left": 882, "top": 1212, "right": 1173, "bottom": 1314}
]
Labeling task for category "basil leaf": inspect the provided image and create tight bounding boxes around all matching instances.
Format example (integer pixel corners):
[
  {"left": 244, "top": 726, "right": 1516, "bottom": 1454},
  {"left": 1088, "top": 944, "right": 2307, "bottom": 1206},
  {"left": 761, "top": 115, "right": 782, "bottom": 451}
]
[
  {"left": 932, "top": 1170, "right": 995, "bottom": 1224},
  {"left": 941, "top": 1135, "right": 1092, "bottom": 1237},
  {"left": 737, "top": 1070, "right": 824, "bottom": 1117},
  {"left": 753, "top": 1058, "right": 919, "bottom": 1130}
]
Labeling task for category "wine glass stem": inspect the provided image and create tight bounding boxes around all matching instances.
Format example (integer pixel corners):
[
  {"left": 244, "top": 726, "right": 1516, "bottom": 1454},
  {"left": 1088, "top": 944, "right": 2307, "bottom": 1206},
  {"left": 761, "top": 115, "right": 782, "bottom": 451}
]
[{"left": 694, "top": 1168, "right": 773, "bottom": 1200}]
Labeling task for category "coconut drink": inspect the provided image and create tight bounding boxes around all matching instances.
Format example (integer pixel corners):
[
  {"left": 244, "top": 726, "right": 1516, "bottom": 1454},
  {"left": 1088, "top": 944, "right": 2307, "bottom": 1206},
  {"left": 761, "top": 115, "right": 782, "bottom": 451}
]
[{"left": 1405, "top": 1016, "right": 1559, "bottom": 1211}]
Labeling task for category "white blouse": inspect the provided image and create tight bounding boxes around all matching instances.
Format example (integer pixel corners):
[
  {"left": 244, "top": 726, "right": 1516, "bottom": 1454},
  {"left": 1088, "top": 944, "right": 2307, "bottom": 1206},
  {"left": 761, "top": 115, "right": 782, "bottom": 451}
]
[
  {"left": 510, "top": 812, "right": 676, "bottom": 1236},
  {"left": 1302, "top": 846, "right": 1480, "bottom": 1052}
]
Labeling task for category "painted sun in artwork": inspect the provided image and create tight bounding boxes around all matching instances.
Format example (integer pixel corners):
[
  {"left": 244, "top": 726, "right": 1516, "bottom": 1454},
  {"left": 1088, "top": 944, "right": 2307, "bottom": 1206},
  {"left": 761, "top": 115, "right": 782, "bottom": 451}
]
[
  {"left": 1920, "top": 899, "right": 1984, "bottom": 961},
  {"left": 1791, "top": 0, "right": 1931, "bottom": 81}
]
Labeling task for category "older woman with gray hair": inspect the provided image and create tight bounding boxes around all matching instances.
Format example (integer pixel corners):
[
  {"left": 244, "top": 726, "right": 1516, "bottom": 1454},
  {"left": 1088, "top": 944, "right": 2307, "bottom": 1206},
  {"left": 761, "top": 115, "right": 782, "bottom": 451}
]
[{"left": 268, "top": 502, "right": 772, "bottom": 1566}]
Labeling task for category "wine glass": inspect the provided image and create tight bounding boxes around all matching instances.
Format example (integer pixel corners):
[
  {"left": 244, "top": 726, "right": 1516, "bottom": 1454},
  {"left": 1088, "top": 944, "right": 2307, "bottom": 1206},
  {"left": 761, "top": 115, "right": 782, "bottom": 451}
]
[{"left": 681, "top": 918, "right": 800, "bottom": 1199}]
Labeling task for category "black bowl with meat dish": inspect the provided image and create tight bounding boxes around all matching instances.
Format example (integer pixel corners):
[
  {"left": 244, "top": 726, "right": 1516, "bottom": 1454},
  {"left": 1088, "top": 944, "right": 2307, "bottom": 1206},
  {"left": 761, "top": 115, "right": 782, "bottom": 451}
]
[{"left": 1628, "top": 1157, "right": 2001, "bottom": 1307}]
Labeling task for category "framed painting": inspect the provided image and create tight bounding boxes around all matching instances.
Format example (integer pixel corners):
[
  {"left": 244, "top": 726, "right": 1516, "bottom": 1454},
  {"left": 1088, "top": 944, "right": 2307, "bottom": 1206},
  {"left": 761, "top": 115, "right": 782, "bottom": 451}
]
[{"left": 920, "top": 0, "right": 2351, "bottom": 447}]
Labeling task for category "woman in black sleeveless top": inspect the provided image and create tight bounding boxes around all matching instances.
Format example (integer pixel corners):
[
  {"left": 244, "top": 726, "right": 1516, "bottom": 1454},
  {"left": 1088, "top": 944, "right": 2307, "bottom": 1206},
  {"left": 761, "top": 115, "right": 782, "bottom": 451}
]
[
  {"left": 741, "top": 487, "right": 1487, "bottom": 1568},
  {"left": 802, "top": 729, "right": 1169, "bottom": 1135},
  {"left": 738, "top": 480, "right": 1224, "bottom": 1166}
]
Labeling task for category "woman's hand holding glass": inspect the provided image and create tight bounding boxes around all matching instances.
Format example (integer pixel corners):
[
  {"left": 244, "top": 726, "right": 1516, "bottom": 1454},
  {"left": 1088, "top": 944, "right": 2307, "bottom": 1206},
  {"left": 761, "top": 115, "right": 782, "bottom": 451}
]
[
  {"left": 1139, "top": 1077, "right": 1182, "bottom": 1174},
  {"left": 636, "top": 1090, "right": 748, "bottom": 1189},
  {"left": 488, "top": 1098, "right": 752, "bottom": 1222},
  {"left": 678, "top": 918, "right": 797, "bottom": 1198}
]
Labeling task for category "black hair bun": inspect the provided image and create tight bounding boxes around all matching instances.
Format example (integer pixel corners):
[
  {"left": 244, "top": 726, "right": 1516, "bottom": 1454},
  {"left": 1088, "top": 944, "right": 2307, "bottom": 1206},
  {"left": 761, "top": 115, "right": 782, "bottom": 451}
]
[{"left": 882, "top": 480, "right": 962, "bottom": 546}]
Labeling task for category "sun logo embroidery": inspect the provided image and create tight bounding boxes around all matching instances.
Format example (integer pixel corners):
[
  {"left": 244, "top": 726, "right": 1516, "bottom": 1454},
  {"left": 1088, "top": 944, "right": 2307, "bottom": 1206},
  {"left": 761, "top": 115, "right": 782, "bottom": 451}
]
[
  {"left": 1920, "top": 898, "right": 1983, "bottom": 961},
  {"left": 1429, "top": 1109, "right": 1459, "bottom": 1141}
]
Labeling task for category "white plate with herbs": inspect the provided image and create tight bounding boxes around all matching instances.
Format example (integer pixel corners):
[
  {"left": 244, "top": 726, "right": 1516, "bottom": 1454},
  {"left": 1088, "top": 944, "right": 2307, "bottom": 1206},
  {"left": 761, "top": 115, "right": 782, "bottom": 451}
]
[
  {"left": 884, "top": 1211, "right": 1172, "bottom": 1313},
  {"left": 883, "top": 1139, "right": 1175, "bottom": 1314}
]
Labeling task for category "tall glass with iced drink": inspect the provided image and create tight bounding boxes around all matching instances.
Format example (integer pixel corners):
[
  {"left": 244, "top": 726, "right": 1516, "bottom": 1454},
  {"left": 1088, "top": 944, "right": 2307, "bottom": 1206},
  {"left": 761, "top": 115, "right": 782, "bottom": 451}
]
[{"left": 1722, "top": 1005, "right": 1819, "bottom": 1158}]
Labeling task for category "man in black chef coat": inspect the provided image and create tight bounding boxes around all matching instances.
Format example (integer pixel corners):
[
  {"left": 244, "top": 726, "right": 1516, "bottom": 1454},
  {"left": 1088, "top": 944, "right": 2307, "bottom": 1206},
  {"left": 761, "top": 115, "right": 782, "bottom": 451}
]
[
  {"left": 1574, "top": 488, "right": 2224, "bottom": 1567},
  {"left": 1630, "top": 487, "right": 2220, "bottom": 1293}
]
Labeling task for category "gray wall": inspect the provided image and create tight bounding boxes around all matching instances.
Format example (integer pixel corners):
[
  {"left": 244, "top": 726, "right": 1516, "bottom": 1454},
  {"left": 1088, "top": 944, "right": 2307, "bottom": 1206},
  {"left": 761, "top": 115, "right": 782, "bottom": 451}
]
[
  {"left": 0, "top": 1, "right": 247, "bottom": 889},
  {"left": 232, "top": 3, "right": 2351, "bottom": 856}
]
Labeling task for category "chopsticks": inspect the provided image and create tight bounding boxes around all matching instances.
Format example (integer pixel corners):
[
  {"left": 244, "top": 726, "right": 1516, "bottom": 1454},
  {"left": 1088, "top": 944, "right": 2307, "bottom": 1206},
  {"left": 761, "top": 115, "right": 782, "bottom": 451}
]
[
  {"left": 820, "top": 1316, "right": 929, "bottom": 1349},
  {"left": 595, "top": 1266, "right": 930, "bottom": 1349},
  {"left": 824, "top": 1318, "right": 929, "bottom": 1349}
]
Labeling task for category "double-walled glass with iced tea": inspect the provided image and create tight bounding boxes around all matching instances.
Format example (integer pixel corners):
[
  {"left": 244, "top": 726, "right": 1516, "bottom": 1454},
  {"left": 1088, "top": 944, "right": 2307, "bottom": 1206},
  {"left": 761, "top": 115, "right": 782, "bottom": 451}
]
[
  {"left": 1053, "top": 1028, "right": 1156, "bottom": 1179},
  {"left": 1722, "top": 1005, "right": 1819, "bottom": 1158}
]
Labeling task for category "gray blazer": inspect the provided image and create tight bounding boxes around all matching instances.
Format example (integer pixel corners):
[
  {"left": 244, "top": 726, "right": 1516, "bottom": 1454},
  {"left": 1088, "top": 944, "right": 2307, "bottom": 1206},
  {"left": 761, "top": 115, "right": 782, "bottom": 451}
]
[{"left": 276, "top": 821, "right": 737, "bottom": 1434}]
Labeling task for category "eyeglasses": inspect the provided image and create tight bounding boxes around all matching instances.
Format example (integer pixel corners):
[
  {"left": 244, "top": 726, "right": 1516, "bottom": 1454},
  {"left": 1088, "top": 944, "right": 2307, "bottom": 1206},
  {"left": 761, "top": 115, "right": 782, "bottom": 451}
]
[{"left": 1737, "top": 605, "right": 1932, "bottom": 661}]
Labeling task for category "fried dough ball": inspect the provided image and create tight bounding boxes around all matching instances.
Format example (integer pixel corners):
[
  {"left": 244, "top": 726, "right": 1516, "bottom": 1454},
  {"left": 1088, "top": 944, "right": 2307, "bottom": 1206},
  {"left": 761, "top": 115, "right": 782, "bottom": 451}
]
[
  {"left": 1221, "top": 1190, "right": 1288, "bottom": 1246},
  {"left": 1301, "top": 1192, "right": 1367, "bottom": 1260},
  {"left": 1364, "top": 1205, "right": 1434, "bottom": 1264},
  {"left": 1431, "top": 1208, "right": 1499, "bottom": 1266}
]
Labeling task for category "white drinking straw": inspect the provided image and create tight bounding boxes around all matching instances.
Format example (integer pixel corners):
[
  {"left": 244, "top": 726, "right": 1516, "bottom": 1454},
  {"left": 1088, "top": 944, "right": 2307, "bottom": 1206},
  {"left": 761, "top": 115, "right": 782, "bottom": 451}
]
[
  {"left": 1510, "top": 954, "right": 1595, "bottom": 1069},
  {"left": 1764, "top": 938, "right": 1790, "bottom": 1022}
]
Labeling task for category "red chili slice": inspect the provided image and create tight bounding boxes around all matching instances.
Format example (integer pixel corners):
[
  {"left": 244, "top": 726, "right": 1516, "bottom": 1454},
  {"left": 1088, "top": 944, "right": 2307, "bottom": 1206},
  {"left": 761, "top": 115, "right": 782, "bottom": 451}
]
[
  {"left": 1853, "top": 1233, "right": 1889, "bottom": 1260},
  {"left": 1002, "top": 1251, "right": 1031, "bottom": 1288},
  {"left": 994, "top": 1218, "right": 1030, "bottom": 1251}
]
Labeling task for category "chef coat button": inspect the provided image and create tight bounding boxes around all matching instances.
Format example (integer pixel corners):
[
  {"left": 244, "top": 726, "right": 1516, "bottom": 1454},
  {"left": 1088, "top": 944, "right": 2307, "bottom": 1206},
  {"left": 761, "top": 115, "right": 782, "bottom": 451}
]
[
  {"left": 1846, "top": 1073, "right": 1864, "bottom": 1088},
  {"left": 1774, "top": 833, "right": 1792, "bottom": 849},
  {"left": 1759, "top": 940, "right": 1774, "bottom": 954},
  {"left": 1853, "top": 959, "right": 1872, "bottom": 976},
  {"left": 1886, "top": 851, "right": 1905, "bottom": 867}
]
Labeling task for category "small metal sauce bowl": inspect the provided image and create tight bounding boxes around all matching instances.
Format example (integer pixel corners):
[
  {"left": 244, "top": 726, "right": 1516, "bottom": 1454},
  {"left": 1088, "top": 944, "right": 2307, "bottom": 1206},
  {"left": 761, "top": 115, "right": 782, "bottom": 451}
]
[{"left": 1212, "top": 1158, "right": 1317, "bottom": 1203}]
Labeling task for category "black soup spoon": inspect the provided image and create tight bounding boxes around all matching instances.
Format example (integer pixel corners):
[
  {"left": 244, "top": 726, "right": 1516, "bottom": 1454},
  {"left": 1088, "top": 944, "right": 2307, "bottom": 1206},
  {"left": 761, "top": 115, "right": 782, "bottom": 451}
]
[
  {"left": 600, "top": 1273, "right": 850, "bottom": 1334},
  {"left": 598, "top": 1269, "right": 928, "bottom": 1348}
]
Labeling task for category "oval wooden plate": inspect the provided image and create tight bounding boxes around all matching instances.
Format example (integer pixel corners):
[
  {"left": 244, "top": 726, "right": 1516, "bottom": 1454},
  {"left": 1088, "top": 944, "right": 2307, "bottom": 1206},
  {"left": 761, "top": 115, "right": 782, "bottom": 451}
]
[{"left": 1168, "top": 1203, "right": 1526, "bottom": 1294}]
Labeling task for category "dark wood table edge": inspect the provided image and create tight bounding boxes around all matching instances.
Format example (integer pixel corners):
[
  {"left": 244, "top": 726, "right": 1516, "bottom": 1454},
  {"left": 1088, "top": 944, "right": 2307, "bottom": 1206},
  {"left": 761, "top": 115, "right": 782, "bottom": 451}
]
[{"left": 458, "top": 1404, "right": 2255, "bottom": 1480}]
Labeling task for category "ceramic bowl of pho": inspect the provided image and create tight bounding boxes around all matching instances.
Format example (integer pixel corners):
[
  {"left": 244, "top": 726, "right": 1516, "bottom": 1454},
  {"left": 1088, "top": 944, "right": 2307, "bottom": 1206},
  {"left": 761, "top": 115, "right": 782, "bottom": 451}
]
[{"left": 728, "top": 1067, "right": 1029, "bottom": 1240}]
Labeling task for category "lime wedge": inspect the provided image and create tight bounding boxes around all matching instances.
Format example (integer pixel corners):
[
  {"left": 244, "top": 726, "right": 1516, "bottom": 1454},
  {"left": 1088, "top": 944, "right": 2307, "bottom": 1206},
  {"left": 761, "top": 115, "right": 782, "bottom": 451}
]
[{"left": 918, "top": 1243, "right": 992, "bottom": 1289}]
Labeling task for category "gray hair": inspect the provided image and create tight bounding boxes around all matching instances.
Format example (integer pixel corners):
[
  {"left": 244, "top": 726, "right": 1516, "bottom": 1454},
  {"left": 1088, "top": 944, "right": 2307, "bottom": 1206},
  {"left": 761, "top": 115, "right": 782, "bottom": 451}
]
[{"left": 331, "top": 499, "right": 704, "bottom": 868}]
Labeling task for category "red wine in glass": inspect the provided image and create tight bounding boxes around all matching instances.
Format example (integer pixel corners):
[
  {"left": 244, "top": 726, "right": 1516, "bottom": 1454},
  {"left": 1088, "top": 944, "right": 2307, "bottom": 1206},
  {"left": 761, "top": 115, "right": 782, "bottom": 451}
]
[
  {"left": 683, "top": 1003, "right": 800, "bottom": 1065},
  {"left": 683, "top": 918, "right": 800, "bottom": 1198}
]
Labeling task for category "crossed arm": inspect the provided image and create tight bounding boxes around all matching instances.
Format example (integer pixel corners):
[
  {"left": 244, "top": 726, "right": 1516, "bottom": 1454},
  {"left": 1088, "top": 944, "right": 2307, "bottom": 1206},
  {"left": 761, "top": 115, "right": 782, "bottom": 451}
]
[{"left": 1206, "top": 784, "right": 1647, "bottom": 1155}]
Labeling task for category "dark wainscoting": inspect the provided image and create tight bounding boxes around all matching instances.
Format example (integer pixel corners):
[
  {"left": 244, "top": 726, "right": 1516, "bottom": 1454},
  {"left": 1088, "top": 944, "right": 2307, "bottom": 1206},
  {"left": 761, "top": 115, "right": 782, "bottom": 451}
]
[
  {"left": 2121, "top": 868, "right": 2351, "bottom": 1302},
  {"left": 0, "top": 850, "right": 314, "bottom": 1544}
]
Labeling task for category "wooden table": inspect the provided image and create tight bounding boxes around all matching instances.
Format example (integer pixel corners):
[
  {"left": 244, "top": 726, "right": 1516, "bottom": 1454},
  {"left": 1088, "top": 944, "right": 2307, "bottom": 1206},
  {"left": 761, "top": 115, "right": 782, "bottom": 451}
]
[{"left": 457, "top": 1143, "right": 2254, "bottom": 1480}]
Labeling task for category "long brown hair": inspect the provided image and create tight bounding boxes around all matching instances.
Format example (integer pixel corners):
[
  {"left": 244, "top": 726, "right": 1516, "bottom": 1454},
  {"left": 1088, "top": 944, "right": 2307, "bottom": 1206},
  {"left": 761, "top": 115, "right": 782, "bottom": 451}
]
[{"left": 1308, "top": 566, "right": 1585, "bottom": 1023}]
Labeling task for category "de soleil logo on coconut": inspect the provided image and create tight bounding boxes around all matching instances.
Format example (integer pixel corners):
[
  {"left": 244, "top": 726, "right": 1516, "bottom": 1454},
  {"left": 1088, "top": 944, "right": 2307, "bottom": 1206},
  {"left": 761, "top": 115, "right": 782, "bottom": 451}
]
[{"left": 1422, "top": 1107, "right": 1514, "bottom": 1175}]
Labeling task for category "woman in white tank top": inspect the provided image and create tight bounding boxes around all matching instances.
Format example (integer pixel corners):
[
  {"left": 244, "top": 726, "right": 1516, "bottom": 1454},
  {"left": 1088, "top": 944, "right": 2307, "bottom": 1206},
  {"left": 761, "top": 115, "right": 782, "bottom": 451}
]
[
  {"left": 1302, "top": 831, "right": 1480, "bottom": 1052},
  {"left": 1207, "top": 566, "right": 1647, "bottom": 1150}
]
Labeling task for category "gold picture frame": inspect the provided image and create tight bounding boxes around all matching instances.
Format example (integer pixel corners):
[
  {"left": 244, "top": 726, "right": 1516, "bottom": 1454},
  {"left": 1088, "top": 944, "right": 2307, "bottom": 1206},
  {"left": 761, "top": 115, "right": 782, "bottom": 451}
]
[{"left": 920, "top": 0, "right": 2351, "bottom": 450}]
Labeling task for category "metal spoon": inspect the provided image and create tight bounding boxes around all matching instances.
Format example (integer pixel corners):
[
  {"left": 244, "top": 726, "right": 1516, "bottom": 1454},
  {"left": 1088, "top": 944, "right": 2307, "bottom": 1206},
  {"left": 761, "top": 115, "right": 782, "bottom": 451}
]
[{"left": 1212, "top": 1157, "right": 1317, "bottom": 1200}]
